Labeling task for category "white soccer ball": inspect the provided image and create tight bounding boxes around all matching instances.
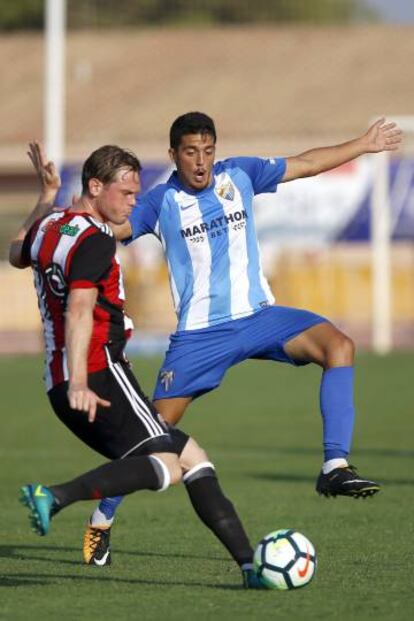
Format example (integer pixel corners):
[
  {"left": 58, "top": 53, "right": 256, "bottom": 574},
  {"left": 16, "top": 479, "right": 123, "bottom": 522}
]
[{"left": 253, "top": 529, "right": 317, "bottom": 590}]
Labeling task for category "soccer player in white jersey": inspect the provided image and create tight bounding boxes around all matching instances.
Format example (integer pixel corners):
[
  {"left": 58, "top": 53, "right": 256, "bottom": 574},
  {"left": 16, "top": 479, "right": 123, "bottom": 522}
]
[{"left": 88, "top": 111, "right": 402, "bottom": 562}]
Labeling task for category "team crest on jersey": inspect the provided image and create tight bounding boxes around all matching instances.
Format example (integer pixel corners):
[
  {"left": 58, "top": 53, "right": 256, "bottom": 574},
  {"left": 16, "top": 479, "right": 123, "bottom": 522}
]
[
  {"left": 216, "top": 181, "right": 235, "bottom": 201},
  {"left": 41, "top": 218, "right": 62, "bottom": 234},
  {"left": 160, "top": 369, "right": 174, "bottom": 391}
]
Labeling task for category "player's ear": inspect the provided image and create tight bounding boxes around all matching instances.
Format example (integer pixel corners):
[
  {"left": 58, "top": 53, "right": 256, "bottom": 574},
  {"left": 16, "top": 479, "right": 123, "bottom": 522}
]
[
  {"left": 168, "top": 148, "right": 177, "bottom": 165},
  {"left": 88, "top": 177, "right": 103, "bottom": 197}
]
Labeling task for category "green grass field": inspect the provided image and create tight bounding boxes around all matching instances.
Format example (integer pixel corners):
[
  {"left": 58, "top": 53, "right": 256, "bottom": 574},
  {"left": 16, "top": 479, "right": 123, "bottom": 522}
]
[{"left": 1, "top": 353, "right": 413, "bottom": 620}]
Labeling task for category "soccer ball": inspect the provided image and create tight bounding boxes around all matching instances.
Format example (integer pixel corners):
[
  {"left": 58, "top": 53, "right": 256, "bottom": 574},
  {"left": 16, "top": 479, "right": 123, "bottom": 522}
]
[{"left": 253, "top": 529, "right": 317, "bottom": 590}]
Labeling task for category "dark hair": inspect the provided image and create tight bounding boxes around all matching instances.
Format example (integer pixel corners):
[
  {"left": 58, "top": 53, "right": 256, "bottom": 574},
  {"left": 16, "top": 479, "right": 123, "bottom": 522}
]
[
  {"left": 81, "top": 145, "right": 141, "bottom": 194},
  {"left": 169, "top": 112, "right": 216, "bottom": 150}
]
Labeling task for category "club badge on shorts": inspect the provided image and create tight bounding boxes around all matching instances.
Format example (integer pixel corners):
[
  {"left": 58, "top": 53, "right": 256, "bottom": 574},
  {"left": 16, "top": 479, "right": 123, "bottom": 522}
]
[{"left": 160, "top": 369, "right": 174, "bottom": 391}]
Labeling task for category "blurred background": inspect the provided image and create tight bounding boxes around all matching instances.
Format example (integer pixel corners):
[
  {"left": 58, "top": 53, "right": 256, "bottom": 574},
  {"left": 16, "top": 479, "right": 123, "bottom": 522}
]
[{"left": 1, "top": 0, "right": 413, "bottom": 355}]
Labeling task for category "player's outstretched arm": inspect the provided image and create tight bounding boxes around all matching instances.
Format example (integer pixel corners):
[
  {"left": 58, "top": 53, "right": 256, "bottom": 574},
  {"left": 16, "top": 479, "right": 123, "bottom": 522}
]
[
  {"left": 9, "top": 141, "right": 61, "bottom": 268},
  {"left": 283, "top": 118, "right": 402, "bottom": 182},
  {"left": 66, "top": 288, "right": 111, "bottom": 423}
]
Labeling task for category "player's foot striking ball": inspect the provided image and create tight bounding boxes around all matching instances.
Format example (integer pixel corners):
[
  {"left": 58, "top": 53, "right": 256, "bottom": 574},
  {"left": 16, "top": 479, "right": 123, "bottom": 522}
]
[
  {"left": 253, "top": 529, "right": 317, "bottom": 590},
  {"left": 20, "top": 484, "right": 59, "bottom": 536},
  {"left": 316, "top": 465, "right": 380, "bottom": 498},
  {"left": 83, "top": 523, "right": 112, "bottom": 566},
  {"left": 242, "top": 567, "right": 267, "bottom": 589}
]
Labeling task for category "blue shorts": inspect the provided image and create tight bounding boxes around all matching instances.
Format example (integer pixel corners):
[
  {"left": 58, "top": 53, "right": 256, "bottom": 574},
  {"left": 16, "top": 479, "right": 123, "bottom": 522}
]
[{"left": 153, "top": 306, "right": 327, "bottom": 400}]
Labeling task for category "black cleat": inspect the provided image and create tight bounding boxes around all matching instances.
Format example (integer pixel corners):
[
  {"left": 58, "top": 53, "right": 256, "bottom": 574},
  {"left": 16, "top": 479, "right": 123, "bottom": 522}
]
[{"left": 316, "top": 465, "right": 381, "bottom": 499}]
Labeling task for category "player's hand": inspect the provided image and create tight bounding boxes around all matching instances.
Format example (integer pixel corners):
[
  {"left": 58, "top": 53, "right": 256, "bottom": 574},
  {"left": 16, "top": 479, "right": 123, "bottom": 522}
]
[
  {"left": 363, "top": 118, "right": 402, "bottom": 153},
  {"left": 68, "top": 384, "right": 111, "bottom": 423},
  {"left": 27, "top": 141, "right": 61, "bottom": 193}
]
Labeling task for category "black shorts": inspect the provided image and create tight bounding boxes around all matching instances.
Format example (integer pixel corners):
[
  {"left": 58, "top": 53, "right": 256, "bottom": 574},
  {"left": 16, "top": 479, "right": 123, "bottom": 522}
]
[{"left": 48, "top": 358, "right": 189, "bottom": 460}]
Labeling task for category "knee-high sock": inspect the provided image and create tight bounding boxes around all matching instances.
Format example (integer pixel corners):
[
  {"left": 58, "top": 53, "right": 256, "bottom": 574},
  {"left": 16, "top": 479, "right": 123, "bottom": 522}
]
[
  {"left": 50, "top": 455, "right": 164, "bottom": 509},
  {"left": 184, "top": 463, "right": 254, "bottom": 567},
  {"left": 92, "top": 496, "right": 124, "bottom": 524},
  {"left": 91, "top": 464, "right": 255, "bottom": 569},
  {"left": 320, "top": 366, "right": 355, "bottom": 461}
]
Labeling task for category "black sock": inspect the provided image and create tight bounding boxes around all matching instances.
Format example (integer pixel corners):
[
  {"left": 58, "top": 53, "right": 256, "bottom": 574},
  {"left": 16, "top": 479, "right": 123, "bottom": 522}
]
[
  {"left": 50, "top": 455, "right": 162, "bottom": 509},
  {"left": 185, "top": 468, "right": 253, "bottom": 566}
]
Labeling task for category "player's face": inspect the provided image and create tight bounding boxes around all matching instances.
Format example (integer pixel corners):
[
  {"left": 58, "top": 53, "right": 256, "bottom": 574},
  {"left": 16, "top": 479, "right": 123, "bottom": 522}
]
[
  {"left": 169, "top": 133, "right": 216, "bottom": 191},
  {"left": 96, "top": 168, "right": 140, "bottom": 225}
]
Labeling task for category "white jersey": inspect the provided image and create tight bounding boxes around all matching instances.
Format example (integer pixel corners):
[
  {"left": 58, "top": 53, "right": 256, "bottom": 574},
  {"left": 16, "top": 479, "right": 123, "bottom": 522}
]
[{"left": 127, "top": 156, "right": 286, "bottom": 330}]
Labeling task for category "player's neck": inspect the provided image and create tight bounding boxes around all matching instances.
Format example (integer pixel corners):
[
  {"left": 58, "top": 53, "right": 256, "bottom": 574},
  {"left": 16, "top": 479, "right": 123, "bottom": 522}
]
[{"left": 70, "top": 197, "right": 104, "bottom": 222}]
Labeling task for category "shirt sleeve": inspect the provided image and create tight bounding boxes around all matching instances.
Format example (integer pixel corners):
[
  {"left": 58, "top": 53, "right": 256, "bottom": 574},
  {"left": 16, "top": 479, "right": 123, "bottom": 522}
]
[
  {"left": 20, "top": 218, "right": 42, "bottom": 266},
  {"left": 226, "top": 156, "right": 286, "bottom": 194},
  {"left": 68, "top": 232, "right": 115, "bottom": 289},
  {"left": 124, "top": 186, "right": 163, "bottom": 245},
  {"left": 21, "top": 227, "right": 34, "bottom": 266}
]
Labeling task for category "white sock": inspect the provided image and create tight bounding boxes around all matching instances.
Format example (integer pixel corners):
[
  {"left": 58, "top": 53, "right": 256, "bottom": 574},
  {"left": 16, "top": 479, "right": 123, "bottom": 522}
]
[
  {"left": 90, "top": 508, "right": 114, "bottom": 528},
  {"left": 322, "top": 458, "right": 348, "bottom": 474}
]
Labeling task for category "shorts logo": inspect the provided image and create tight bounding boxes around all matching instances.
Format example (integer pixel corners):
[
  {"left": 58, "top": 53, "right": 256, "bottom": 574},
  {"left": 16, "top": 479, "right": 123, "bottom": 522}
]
[
  {"left": 216, "top": 181, "right": 235, "bottom": 201},
  {"left": 160, "top": 369, "right": 174, "bottom": 391}
]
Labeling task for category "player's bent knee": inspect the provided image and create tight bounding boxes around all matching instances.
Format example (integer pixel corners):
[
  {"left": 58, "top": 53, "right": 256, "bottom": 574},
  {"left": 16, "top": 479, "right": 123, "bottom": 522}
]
[
  {"left": 149, "top": 453, "right": 182, "bottom": 490},
  {"left": 179, "top": 437, "right": 209, "bottom": 471},
  {"left": 326, "top": 331, "right": 355, "bottom": 367}
]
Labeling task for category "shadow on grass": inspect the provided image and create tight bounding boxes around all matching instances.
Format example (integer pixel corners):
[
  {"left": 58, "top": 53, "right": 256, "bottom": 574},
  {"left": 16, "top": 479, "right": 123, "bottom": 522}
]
[
  {"left": 0, "top": 543, "right": 80, "bottom": 565},
  {"left": 0, "top": 571, "right": 241, "bottom": 591},
  {"left": 0, "top": 576, "right": 47, "bottom": 587},
  {"left": 0, "top": 543, "right": 228, "bottom": 565}
]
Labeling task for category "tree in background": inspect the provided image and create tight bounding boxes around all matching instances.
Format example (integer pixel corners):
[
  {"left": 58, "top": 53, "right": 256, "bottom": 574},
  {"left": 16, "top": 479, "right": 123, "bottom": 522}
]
[
  {"left": 0, "top": 0, "right": 42, "bottom": 30},
  {"left": 0, "top": 0, "right": 376, "bottom": 31}
]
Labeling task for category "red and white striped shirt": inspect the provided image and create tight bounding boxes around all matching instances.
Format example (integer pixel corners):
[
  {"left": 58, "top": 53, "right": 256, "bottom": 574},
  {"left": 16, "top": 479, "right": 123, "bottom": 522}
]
[{"left": 24, "top": 210, "right": 133, "bottom": 391}]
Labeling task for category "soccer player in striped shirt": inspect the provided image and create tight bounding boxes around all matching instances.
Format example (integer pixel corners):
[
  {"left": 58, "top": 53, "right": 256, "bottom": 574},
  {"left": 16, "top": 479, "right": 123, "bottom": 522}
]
[
  {"left": 90, "top": 111, "right": 402, "bottom": 540},
  {"left": 10, "top": 142, "right": 262, "bottom": 588}
]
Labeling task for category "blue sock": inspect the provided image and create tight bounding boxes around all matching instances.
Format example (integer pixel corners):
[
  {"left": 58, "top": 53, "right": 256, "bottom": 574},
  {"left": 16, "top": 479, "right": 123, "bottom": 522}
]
[
  {"left": 98, "top": 496, "right": 124, "bottom": 520},
  {"left": 320, "top": 367, "right": 355, "bottom": 461}
]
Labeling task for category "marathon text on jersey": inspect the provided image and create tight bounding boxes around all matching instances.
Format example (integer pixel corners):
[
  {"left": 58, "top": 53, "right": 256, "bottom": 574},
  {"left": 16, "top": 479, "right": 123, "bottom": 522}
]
[{"left": 180, "top": 209, "right": 248, "bottom": 238}]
